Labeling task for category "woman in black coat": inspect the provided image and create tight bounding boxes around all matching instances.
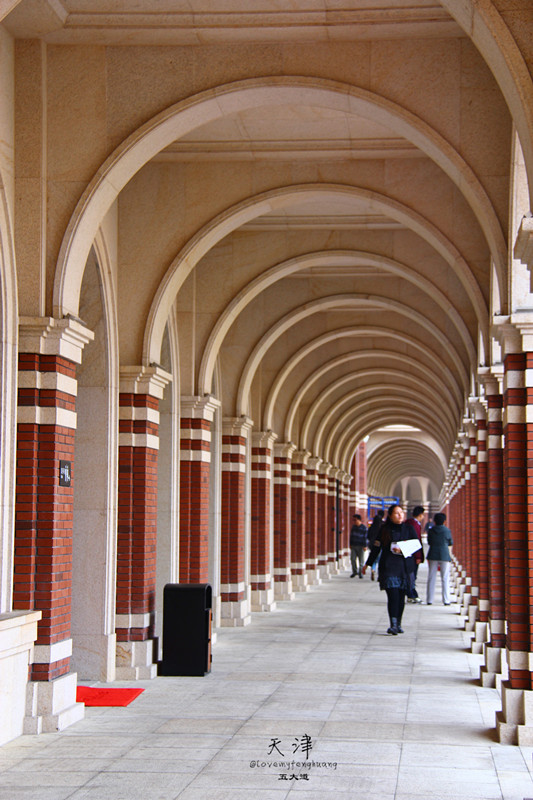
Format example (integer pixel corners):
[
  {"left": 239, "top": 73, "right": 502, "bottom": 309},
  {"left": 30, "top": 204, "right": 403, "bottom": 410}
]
[{"left": 364, "top": 504, "right": 419, "bottom": 635}]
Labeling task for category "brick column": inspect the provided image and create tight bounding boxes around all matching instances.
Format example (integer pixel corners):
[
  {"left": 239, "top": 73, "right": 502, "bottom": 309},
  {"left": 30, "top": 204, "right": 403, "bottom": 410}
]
[
  {"left": 354, "top": 441, "right": 367, "bottom": 517},
  {"left": 341, "top": 472, "right": 352, "bottom": 566},
  {"left": 179, "top": 396, "right": 220, "bottom": 586},
  {"left": 470, "top": 401, "right": 490, "bottom": 653},
  {"left": 327, "top": 466, "right": 339, "bottom": 574},
  {"left": 460, "top": 421, "right": 479, "bottom": 633},
  {"left": 273, "top": 442, "right": 296, "bottom": 600},
  {"left": 115, "top": 366, "right": 171, "bottom": 680},
  {"left": 291, "top": 450, "right": 310, "bottom": 592},
  {"left": 220, "top": 417, "right": 252, "bottom": 626},
  {"left": 305, "top": 456, "right": 321, "bottom": 586},
  {"left": 494, "top": 320, "right": 533, "bottom": 744},
  {"left": 16, "top": 318, "right": 93, "bottom": 733},
  {"left": 479, "top": 367, "right": 508, "bottom": 689},
  {"left": 250, "top": 430, "right": 277, "bottom": 612},
  {"left": 317, "top": 461, "right": 331, "bottom": 580}
]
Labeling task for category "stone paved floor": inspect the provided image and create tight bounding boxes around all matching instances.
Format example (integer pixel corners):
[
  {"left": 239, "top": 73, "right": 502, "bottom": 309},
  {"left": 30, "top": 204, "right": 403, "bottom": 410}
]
[{"left": 2, "top": 565, "right": 533, "bottom": 800}]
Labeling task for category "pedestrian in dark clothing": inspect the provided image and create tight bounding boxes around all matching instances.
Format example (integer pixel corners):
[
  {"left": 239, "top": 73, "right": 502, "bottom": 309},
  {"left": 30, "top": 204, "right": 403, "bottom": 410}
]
[
  {"left": 349, "top": 514, "right": 367, "bottom": 578},
  {"left": 364, "top": 504, "right": 420, "bottom": 635},
  {"left": 406, "top": 505, "right": 425, "bottom": 603},
  {"left": 426, "top": 512, "right": 453, "bottom": 605}
]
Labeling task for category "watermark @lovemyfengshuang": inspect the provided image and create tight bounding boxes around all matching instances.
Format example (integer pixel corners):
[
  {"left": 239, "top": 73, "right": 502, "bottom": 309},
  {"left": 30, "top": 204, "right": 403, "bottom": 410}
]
[{"left": 249, "top": 735, "right": 338, "bottom": 781}]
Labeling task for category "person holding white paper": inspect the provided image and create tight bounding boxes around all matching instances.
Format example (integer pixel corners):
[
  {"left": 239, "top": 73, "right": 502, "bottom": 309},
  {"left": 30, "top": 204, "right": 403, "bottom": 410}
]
[{"left": 364, "top": 504, "right": 418, "bottom": 635}]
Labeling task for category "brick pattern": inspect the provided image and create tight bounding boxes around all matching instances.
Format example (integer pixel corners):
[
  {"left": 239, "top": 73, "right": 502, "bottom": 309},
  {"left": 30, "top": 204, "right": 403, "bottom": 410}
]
[
  {"left": 273, "top": 455, "right": 291, "bottom": 584},
  {"left": 317, "top": 469, "right": 328, "bottom": 568},
  {"left": 487, "top": 392, "right": 505, "bottom": 644},
  {"left": 290, "top": 460, "right": 306, "bottom": 574},
  {"left": 251, "top": 445, "right": 272, "bottom": 589},
  {"left": 327, "top": 474, "right": 337, "bottom": 562},
  {"left": 305, "top": 466, "right": 318, "bottom": 568},
  {"left": 476, "top": 418, "right": 489, "bottom": 621},
  {"left": 503, "top": 353, "right": 529, "bottom": 688},
  {"left": 468, "top": 433, "right": 479, "bottom": 605},
  {"left": 116, "top": 393, "right": 159, "bottom": 642},
  {"left": 221, "top": 434, "right": 246, "bottom": 601},
  {"left": 179, "top": 418, "right": 211, "bottom": 584},
  {"left": 15, "top": 354, "right": 77, "bottom": 681}
]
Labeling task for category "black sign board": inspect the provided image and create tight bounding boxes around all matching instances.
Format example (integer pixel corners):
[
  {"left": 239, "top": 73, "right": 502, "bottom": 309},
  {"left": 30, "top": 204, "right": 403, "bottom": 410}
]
[{"left": 59, "top": 460, "right": 72, "bottom": 487}]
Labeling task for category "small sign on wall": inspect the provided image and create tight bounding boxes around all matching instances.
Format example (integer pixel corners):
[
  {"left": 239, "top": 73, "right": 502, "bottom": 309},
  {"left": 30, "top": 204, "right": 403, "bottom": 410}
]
[{"left": 59, "top": 460, "right": 72, "bottom": 487}]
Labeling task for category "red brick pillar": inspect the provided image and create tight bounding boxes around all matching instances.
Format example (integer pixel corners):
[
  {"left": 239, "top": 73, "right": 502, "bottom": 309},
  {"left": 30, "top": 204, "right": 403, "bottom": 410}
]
[
  {"left": 327, "top": 467, "right": 339, "bottom": 573},
  {"left": 273, "top": 442, "right": 296, "bottom": 600},
  {"left": 179, "top": 396, "right": 219, "bottom": 587},
  {"left": 220, "top": 417, "right": 252, "bottom": 626},
  {"left": 291, "top": 450, "right": 310, "bottom": 592},
  {"left": 460, "top": 422, "right": 479, "bottom": 631},
  {"left": 305, "top": 457, "right": 321, "bottom": 586},
  {"left": 495, "top": 322, "right": 533, "bottom": 744},
  {"left": 354, "top": 441, "right": 367, "bottom": 517},
  {"left": 317, "top": 461, "right": 331, "bottom": 580},
  {"left": 479, "top": 367, "right": 507, "bottom": 689},
  {"left": 341, "top": 473, "right": 352, "bottom": 564},
  {"left": 470, "top": 402, "right": 490, "bottom": 653},
  {"left": 250, "top": 431, "right": 277, "bottom": 612},
  {"left": 15, "top": 318, "right": 93, "bottom": 733},
  {"left": 115, "top": 367, "right": 171, "bottom": 680}
]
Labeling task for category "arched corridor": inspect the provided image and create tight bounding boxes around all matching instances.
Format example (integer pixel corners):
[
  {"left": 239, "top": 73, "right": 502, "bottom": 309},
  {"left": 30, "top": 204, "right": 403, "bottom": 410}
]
[
  {"left": 1, "top": 0, "right": 533, "bottom": 754},
  {"left": 1, "top": 570, "right": 532, "bottom": 799}
]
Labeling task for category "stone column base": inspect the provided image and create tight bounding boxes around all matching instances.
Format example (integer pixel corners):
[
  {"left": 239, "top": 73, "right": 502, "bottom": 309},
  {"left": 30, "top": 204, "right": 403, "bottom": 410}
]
[
  {"left": 318, "top": 561, "right": 331, "bottom": 580},
  {"left": 461, "top": 602, "right": 478, "bottom": 632},
  {"left": 328, "top": 555, "right": 340, "bottom": 575},
  {"left": 0, "top": 610, "right": 41, "bottom": 745},
  {"left": 496, "top": 681, "right": 533, "bottom": 745},
  {"left": 470, "top": 621, "right": 488, "bottom": 655},
  {"left": 291, "top": 572, "right": 310, "bottom": 592},
  {"left": 115, "top": 639, "right": 157, "bottom": 680},
  {"left": 24, "top": 672, "right": 84, "bottom": 734},
  {"left": 305, "top": 565, "right": 322, "bottom": 586},
  {"left": 274, "top": 579, "right": 295, "bottom": 601},
  {"left": 251, "top": 587, "right": 277, "bottom": 612},
  {"left": 219, "top": 599, "right": 251, "bottom": 627},
  {"left": 480, "top": 644, "right": 508, "bottom": 690}
]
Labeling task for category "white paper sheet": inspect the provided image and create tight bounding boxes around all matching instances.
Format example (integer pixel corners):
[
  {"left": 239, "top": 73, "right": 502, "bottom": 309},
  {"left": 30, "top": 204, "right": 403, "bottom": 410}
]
[{"left": 395, "top": 539, "right": 422, "bottom": 558}]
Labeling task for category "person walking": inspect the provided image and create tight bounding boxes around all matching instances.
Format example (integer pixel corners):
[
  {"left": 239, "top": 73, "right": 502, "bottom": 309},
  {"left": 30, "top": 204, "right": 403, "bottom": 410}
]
[
  {"left": 364, "top": 504, "right": 420, "bottom": 635},
  {"left": 426, "top": 512, "right": 453, "bottom": 605},
  {"left": 349, "top": 514, "right": 367, "bottom": 578}
]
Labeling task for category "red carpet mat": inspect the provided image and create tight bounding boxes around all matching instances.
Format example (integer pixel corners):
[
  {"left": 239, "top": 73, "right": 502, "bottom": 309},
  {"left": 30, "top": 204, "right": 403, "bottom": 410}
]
[{"left": 76, "top": 686, "right": 144, "bottom": 707}]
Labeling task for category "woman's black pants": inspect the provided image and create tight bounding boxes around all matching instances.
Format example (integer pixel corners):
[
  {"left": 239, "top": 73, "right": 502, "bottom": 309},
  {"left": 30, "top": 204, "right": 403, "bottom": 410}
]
[{"left": 385, "top": 587, "right": 406, "bottom": 625}]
